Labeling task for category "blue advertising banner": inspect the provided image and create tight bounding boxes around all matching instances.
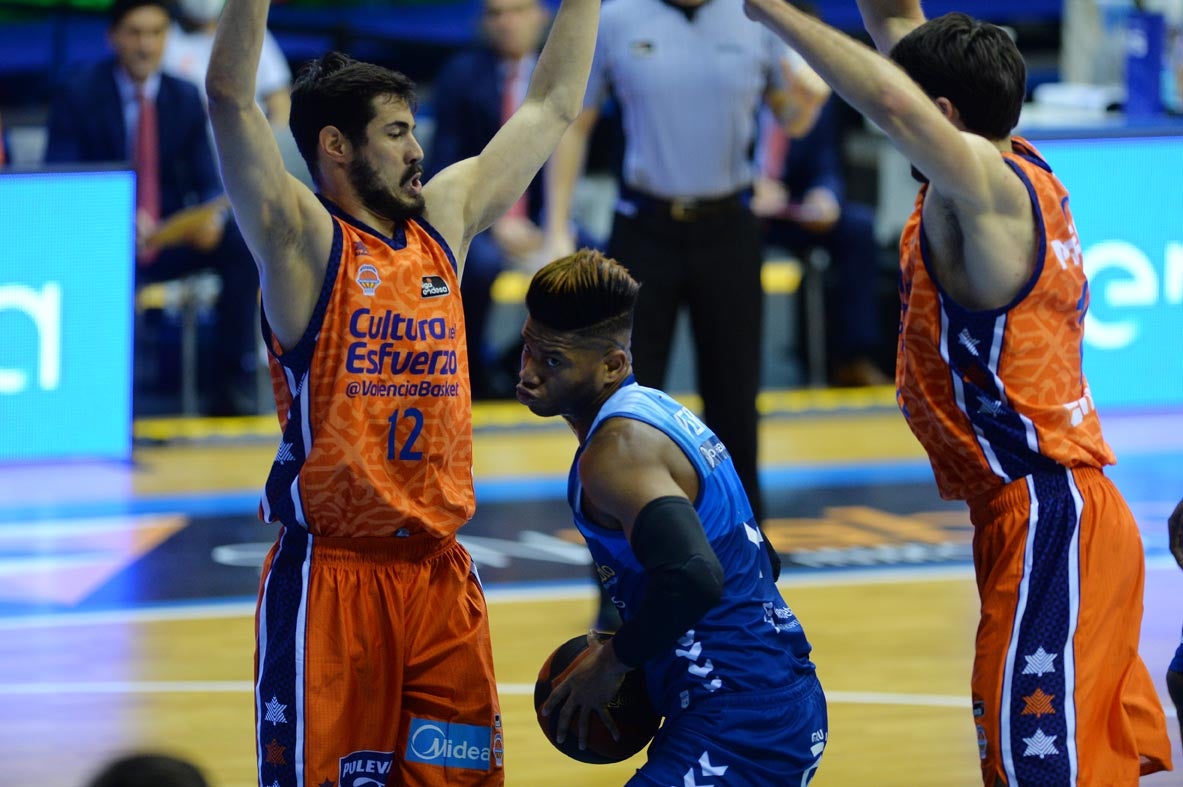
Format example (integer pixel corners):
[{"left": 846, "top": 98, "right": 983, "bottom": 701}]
[
  {"left": 1036, "top": 135, "right": 1183, "bottom": 410},
  {"left": 0, "top": 170, "right": 134, "bottom": 461}
]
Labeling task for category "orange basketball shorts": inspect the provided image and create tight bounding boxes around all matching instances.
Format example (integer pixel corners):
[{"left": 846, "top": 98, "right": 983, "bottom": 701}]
[
  {"left": 254, "top": 526, "right": 504, "bottom": 786},
  {"left": 968, "top": 467, "right": 1171, "bottom": 786}
]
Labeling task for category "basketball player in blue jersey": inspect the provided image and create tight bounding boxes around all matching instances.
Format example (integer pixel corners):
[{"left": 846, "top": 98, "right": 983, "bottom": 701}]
[
  {"left": 1170, "top": 497, "right": 1183, "bottom": 739},
  {"left": 517, "top": 249, "right": 828, "bottom": 785}
]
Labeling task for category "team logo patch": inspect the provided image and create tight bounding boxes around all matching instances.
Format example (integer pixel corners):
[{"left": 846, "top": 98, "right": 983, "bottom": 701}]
[
  {"left": 405, "top": 718, "right": 493, "bottom": 771},
  {"left": 356, "top": 264, "right": 381, "bottom": 296},
  {"left": 492, "top": 730, "right": 504, "bottom": 768},
  {"left": 421, "top": 276, "right": 450, "bottom": 298},
  {"left": 697, "top": 434, "right": 729, "bottom": 470},
  {"left": 338, "top": 749, "right": 393, "bottom": 787}
]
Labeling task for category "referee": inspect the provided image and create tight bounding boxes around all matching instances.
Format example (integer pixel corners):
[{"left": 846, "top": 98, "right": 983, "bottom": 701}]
[{"left": 545, "top": 0, "right": 828, "bottom": 524}]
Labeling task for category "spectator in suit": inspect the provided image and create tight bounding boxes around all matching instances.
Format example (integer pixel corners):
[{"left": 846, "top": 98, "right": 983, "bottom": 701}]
[
  {"left": 426, "top": 0, "right": 552, "bottom": 399},
  {"left": 753, "top": 96, "right": 890, "bottom": 387},
  {"left": 44, "top": 0, "right": 260, "bottom": 416}
]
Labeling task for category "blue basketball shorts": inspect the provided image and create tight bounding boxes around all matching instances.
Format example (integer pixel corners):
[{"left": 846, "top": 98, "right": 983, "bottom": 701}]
[
  {"left": 1171, "top": 623, "right": 1183, "bottom": 674},
  {"left": 627, "top": 672, "right": 827, "bottom": 787}
]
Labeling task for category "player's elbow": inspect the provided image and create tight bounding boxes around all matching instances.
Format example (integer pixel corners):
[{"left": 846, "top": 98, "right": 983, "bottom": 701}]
[
  {"left": 205, "top": 70, "right": 252, "bottom": 114},
  {"left": 670, "top": 553, "right": 726, "bottom": 617}
]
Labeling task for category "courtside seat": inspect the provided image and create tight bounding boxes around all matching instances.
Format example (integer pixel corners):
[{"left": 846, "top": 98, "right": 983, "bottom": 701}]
[
  {"left": 488, "top": 257, "right": 803, "bottom": 304},
  {"left": 135, "top": 273, "right": 221, "bottom": 416}
]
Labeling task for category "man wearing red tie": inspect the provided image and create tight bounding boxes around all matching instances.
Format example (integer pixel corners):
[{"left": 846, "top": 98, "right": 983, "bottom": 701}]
[{"left": 44, "top": 0, "right": 259, "bottom": 416}]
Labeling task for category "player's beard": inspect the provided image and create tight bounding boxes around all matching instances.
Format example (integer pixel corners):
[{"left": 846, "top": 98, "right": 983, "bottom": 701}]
[{"left": 348, "top": 155, "right": 425, "bottom": 224}]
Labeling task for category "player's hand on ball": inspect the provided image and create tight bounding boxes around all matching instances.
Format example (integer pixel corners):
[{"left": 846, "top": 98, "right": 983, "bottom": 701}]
[{"left": 541, "top": 632, "right": 629, "bottom": 750}]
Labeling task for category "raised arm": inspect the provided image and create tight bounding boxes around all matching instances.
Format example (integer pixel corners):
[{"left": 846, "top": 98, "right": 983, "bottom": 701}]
[
  {"left": 855, "top": 0, "right": 926, "bottom": 54},
  {"left": 422, "top": 0, "right": 599, "bottom": 259},
  {"left": 206, "top": 0, "right": 331, "bottom": 350},
  {"left": 743, "top": 0, "right": 1004, "bottom": 211}
]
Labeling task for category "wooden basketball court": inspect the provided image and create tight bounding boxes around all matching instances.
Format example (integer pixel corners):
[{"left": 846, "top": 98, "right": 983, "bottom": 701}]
[{"left": 0, "top": 393, "right": 1178, "bottom": 786}]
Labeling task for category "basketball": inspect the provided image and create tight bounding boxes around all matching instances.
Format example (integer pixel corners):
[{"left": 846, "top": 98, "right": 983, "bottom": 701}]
[{"left": 533, "top": 633, "right": 661, "bottom": 764}]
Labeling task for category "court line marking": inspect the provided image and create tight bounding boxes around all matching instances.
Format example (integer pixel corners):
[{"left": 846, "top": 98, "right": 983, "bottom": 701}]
[
  {"left": 0, "top": 567, "right": 982, "bottom": 630},
  {"left": 0, "top": 680, "right": 1172, "bottom": 719},
  {"left": 3, "top": 557, "right": 1180, "bottom": 630}
]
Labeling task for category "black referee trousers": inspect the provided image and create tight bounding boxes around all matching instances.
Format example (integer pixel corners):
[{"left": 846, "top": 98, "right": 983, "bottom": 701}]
[{"left": 607, "top": 199, "right": 765, "bottom": 521}]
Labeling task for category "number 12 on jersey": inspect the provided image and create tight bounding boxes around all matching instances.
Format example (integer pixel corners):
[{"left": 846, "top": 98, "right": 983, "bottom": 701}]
[{"left": 387, "top": 408, "right": 424, "bottom": 460}]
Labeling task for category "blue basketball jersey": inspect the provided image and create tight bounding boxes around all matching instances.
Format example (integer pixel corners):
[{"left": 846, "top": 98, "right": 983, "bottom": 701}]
[{"left": 569, "top": 381, "right": 816, "bottom": 718}]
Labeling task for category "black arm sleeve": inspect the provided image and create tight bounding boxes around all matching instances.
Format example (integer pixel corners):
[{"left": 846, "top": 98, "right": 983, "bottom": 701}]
[{"left": 611, "top": 496, "right": 726, "bottom": 669}]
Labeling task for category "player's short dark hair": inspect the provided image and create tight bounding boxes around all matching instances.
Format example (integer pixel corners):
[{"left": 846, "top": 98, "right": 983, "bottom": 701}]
[
  {"left": 526, "top": 249, "right": 640, "bottom": 340},
  {"left": 890, "top": 12, "right": 1027, "bottom": 140},
  {"left": 109, "top": 0, "right": 173, "bottom": 27},
  {"left": 289, "top": 52, "right": 418, "bottom": 185},
  {"left": 86, "top": 753, "right": 209, "bottom": 787}
]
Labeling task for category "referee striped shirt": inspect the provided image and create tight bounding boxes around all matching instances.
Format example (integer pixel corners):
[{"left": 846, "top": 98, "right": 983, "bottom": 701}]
[{"left": 586, "top": 0, "right": 801, "bottom": 200}]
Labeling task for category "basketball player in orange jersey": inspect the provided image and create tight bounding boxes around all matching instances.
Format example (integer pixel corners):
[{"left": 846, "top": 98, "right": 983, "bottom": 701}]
[
  {"left": 743, "top": 1, "right": 1173, "bottom": 784},
  {"left": 205, "top": 0, "right": 598, "bottom": 783}
]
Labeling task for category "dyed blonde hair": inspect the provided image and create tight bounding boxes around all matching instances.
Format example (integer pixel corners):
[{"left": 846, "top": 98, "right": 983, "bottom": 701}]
[{"left": 525, "top": 249, "right": 640, "bottom": 339}]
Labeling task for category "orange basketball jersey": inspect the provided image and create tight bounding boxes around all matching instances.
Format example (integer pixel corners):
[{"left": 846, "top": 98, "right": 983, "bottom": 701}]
[
  {"left": 895, "top": 137, "right": 1116, "bottom": 501},
  {"left": 260, "top": 199, "right": 474, "bottom": 537}
]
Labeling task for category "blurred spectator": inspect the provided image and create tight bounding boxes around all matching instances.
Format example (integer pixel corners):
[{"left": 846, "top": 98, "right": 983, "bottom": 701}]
[
  {"left": 427, "top": 0, "right": 566, "bottom": 398},
  {"left": 44, "top": 0, "right": 260, "bottom": 416},
  {"left": 85, "top": 752, "right": 209, "bottom": 787},
  {"left": 163, "top": 0, "right": 292, "bottom": 125},
  {"left": 0, "top": 110, "right": 7, "bottom": 167},
  {"left": 753, "top": 97, "right": 891, "bottom": 387}
]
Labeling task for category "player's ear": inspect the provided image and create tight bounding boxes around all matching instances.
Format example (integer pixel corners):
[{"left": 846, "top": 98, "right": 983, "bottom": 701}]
[
  {"left": 934, "top": 97, "right": 962, "bottom": 128},
  {"left": 320, "top": 126, "right": 350, "bottom": 164},
  {"left": 603, "top": 347, "right": 629, "bottom": 384}
]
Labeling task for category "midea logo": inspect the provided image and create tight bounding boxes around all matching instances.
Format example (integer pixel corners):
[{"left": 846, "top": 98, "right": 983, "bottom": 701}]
[{"left": 409, "top": 723, "right": 488, "bottom": 762}]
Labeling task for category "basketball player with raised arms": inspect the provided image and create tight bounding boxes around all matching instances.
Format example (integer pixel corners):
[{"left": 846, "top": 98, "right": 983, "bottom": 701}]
[
  {"left": 205, "top": 0, "right": 598, "bottom": 783},
  {"left": 742, "top": 0, "right": 1173, "bottom": 784},
  {"left": 519, "top": 250, "right": 828, "bottom": 785}
]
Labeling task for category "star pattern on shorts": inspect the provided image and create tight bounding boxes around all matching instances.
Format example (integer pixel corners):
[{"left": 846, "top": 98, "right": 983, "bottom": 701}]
[
  {"left": 264, "top": 695, "right": 288, "bottom": 725},
  {"left": 1022, "top": 728, "right": 1059, "bottom": 759},
  {"left": 264, "top": 738, "right": 287, "bottom": 766},
  {"left": 1022, "top": 646, "right": 1057, "bottom": 677},
  {"left": 1021, "top": 688, "right": 1055, "bottom": 718}
]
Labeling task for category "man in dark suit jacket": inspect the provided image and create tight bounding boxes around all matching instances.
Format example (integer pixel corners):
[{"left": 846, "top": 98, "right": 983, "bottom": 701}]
[
  {"left": 44, "top": 0, "right": 259, "bottom": 415},
  {"left": 426, "top": 0, "right": 551, "bottom": 399},
  {"left": 754, "top": 96, "right": 890, "bottom": 387}
]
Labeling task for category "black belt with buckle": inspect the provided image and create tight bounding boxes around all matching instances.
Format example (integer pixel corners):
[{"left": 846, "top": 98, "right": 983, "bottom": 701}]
[{"left": 622, "top": 186, "right": 747, "bottom": 222}]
